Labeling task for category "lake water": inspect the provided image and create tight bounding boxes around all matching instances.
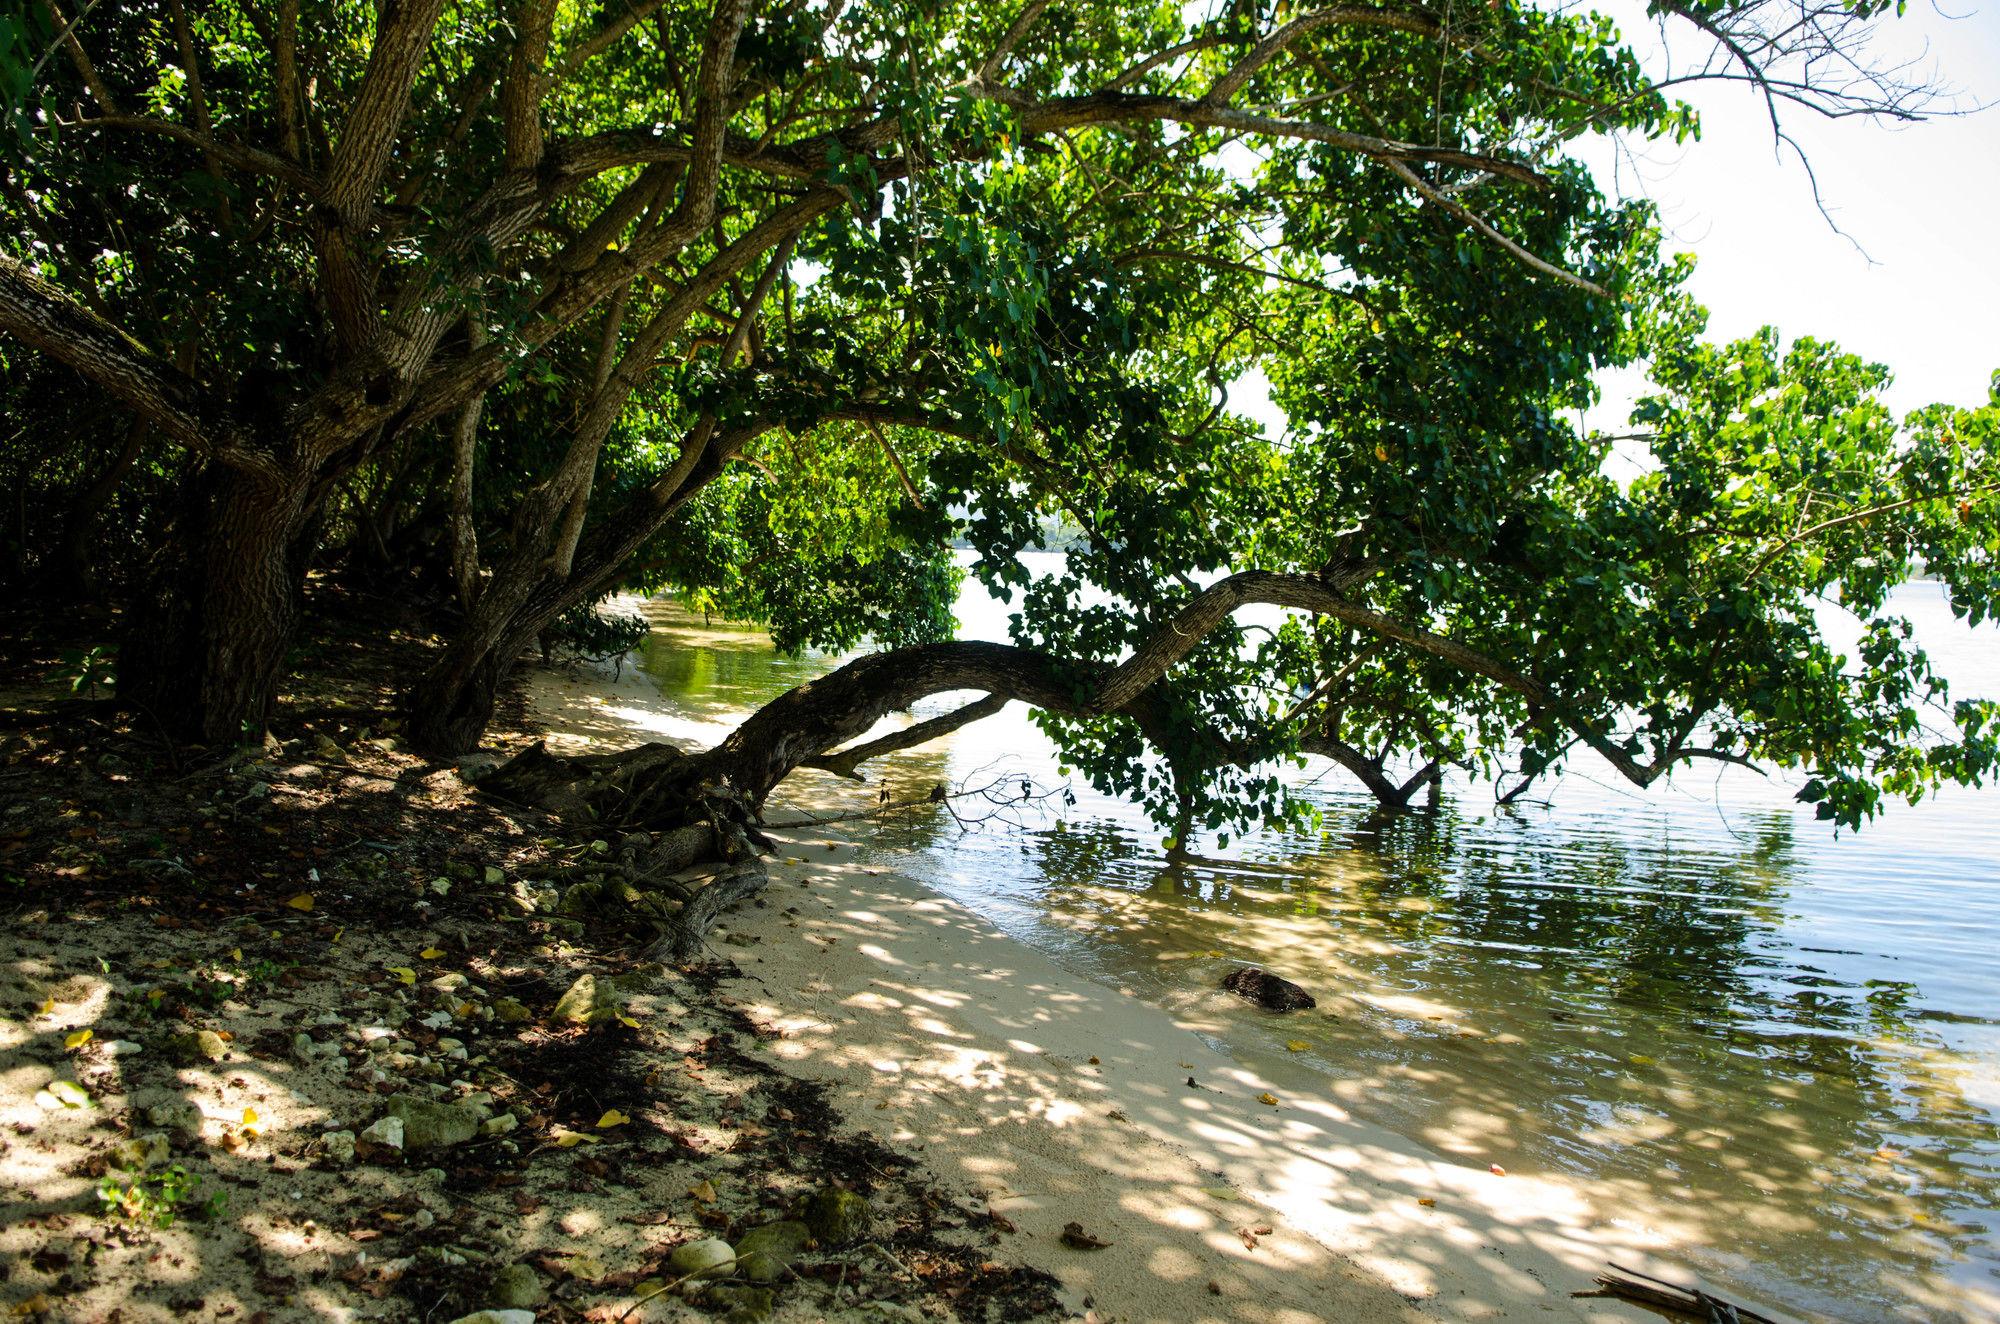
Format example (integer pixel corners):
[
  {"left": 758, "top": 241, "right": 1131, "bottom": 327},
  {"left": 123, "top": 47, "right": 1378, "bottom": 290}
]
[{"left": 636, "top": 558, "right": 2000, "bottom": 1322}]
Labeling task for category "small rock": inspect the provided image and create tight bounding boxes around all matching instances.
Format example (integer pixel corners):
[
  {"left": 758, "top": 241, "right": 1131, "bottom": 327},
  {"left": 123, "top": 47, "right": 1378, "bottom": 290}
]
[
  {"left": 444, "top": 1313, "right": 534, "bottom": 1324},
  {"left": 310, "top": 734, "right": 348, "bottom": 764},
  {"left": 322, "top": 1130, "right": 357, "bottom": 1165},
  {"left": 480, "top": 1113, "right": 518, "bottom": 1137},
  {"left": 733, "top": 1220, "right": 812, "bottom": 1283},
  {"left": 484, "top": 865, "right": 505, "bottom": 885},
  {"left": 1221, "top": 967, "right": 1317, "bottom": 1012},
  {"left": 551, "top": 971, "right": 649, "bottom": 1025},
  {"left": 800, "top": 1188, "right": 872, "bottom": 1245},
  {"left": 291, "top": 1032, "right": 319, "bottom": 1064},
  {"left": 382, "top": 1095, "right": 482, "bottom": 1150},
  {"left": 489, "top": 1263, "right": 543, "bottom": 1309},
  {"left": 145, "top": 1100, "right": 202, "bottom": 1141},
  {"left": 666, "top": 1237, "right": 736, "bottom": 1281},
  {"left": 409, "top": 1209, "right": 436, "bottom": 1231},
  {"left": 166, "top": 1029, "right": 229, "bottom": 1066},
  {"left": 492, "top": 997, "right": 532, "bottom": 1024},
  {"left": 102, "top": 1039, "right": 144, "bottom": 1058},
  {"left": 359, "top": 1115, "right": 405, "bottom": 1151}
]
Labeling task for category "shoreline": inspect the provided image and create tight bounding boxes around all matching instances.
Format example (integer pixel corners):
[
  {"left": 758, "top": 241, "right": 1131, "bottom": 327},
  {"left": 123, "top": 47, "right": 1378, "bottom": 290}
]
[{"left": 524, "top": 646, "right": 1741, "bottom": 1324}]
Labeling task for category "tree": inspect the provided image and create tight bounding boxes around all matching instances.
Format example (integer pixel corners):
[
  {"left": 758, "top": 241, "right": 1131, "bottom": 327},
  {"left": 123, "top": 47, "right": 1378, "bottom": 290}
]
[{"left": 1, "top": 0, "right": 1988, "bottom": 863}]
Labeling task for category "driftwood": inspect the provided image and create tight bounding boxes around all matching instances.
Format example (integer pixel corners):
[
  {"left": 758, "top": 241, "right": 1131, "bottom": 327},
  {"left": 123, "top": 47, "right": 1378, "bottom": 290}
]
[{"left": 1574, "top": 1263, "right": 1780, "bottom": 1323}]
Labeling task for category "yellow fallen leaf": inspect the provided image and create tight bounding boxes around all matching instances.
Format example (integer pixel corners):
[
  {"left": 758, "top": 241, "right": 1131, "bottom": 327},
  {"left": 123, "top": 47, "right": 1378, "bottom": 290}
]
[
  {"left": 1284, "top": 1040, "right": 1309, "bottom": 1052},
  {"left": 388, "top": 967, "right": 416, "bottom": 986},
  {"left": 616, "top": 1013, "right": 640, "bottom": 1029},
  {"left": 419, "top": 947, "right": 446, "bottom": 960},
  {"left": 231, "top": 949, "right": 242, "bottom": 962},
  {"left": 1257, "top": 1092, "right": 1279, "bottom": 1106},
  {"left": 456, "top": 1000, "right": 475, "bottom": 1019},
  {"left": 1417, "top": 1197, "right": 1436, "bottom": 1208},
  {"left": 331, "top": 927, "right": 343, "bottom": 944},
  {"left": 65, "top": 1029, "right": 93, "bottom": 1050},
  {"left": 595, "top": 1108, "right": 631, "bottom": 1129},
  {"left": 285, "top": 893, "right": 314, "bottom": 912},
  {"left": 1627, "top": 1054, "right": 1655, "bottom": 1066},
  {"left": 688, "top": 1179, "right": 717, "bottom": 1204},
  {"left": 36, "top": 996, "right": 53, "bottom": 1015},
  {"left": 241, "top": 1107, "right": 262, "bottom": 1135},
  {"left": 554, "top": 1131, "right": 599, "bottom": 1148}
]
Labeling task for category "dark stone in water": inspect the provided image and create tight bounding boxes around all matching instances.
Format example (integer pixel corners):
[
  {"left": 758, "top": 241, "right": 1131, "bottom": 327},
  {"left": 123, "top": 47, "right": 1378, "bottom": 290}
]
[{"left": 1222, "top": 967, "right": 1316, "bottom": 1011}]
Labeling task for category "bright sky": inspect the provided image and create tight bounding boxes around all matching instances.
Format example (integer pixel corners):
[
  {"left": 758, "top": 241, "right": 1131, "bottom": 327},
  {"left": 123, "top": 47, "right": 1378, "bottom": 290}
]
[{"left": 1586, "top": 0, "right": 2000, "bottom": 418}]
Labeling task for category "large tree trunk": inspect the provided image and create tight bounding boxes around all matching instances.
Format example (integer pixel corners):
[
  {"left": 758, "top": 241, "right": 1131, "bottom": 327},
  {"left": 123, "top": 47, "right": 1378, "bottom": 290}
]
[{"left": 118, "top": 463, "right": 317, "bottom": 744}]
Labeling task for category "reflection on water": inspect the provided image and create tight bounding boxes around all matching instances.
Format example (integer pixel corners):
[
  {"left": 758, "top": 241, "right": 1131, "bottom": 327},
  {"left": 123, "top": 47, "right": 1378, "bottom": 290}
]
[{"left": 634, "top": 578, "right": 2000, "bottom": 1322}]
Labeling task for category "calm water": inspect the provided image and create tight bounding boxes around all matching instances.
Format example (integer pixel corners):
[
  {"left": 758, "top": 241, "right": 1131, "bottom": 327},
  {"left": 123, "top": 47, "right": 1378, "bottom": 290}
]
[{"left": 638, "top": 560, "right": 2000, "bottom": 1321}]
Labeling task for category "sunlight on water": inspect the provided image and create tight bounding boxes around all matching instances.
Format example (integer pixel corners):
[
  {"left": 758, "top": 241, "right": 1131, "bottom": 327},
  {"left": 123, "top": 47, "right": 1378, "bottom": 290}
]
[{"left": 635, "top": 563, "right": 2000, "bottom": 1322}]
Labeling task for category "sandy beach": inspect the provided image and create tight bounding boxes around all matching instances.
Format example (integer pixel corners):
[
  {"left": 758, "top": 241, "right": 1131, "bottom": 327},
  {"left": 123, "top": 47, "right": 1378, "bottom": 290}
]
[{"left": 523, "top": 644, "right": 1739, "bottom": 1324}]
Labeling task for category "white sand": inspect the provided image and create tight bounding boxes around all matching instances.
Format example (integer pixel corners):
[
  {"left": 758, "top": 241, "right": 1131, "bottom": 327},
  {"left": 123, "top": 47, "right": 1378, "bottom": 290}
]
[{"left": 523, "top": 650, "right": 1777, "bottom": 1324}]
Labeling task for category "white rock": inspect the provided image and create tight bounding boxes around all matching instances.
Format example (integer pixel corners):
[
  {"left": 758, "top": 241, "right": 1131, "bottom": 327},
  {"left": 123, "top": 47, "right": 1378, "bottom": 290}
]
[
  {"left": 359, "top": 1116, "right": 404, "bottom": 1150},
  {"left": 480, "top": 1113, "right": 517, "bottom": 1136},
  {"left": 322, "top": 1130, "right": 357, "bottom": 1164},
  {"left": 102, "top": 1040, "right": 144, "bottom": 1057}
]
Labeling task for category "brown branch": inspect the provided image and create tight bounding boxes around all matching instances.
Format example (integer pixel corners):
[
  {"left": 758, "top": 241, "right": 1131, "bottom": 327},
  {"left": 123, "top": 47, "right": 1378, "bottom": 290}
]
[
  {"left": 0, "top": 255, "right": 276, "bottom": 479},
  {"left": 1380, "top": 157, "right": 1608, "bottom": 297},
  {"left": 322, "top": 0, "right": 447, "bottom": 227},
  {"left": 552, "top": 0, "right": 671, "bottom": 83},
  {"left": 978, "top": 0, "right": 1052, "bottom": 81},
  {"left": 1204, "top": 6, "right": 1442, "bottom": 107},
  {"left": 38, "top": 0, "right": 118, "bottom": 113},
  {"left": 803, "top": 694, "right": 1010, "bottom": 780},
  {"left": 502, "top": 0, "right": 560, "bottom": 170}
]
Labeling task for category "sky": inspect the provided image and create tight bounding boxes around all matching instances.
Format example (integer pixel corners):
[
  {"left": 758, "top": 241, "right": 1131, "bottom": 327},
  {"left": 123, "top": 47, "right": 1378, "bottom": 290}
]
[{"left": 1584, "top": 0, "right": 2000, "bottom": 419}]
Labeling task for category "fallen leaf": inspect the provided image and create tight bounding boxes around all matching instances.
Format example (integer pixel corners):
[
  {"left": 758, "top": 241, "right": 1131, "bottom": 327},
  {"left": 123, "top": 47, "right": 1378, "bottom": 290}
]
[
  {"left": 595, "top": 1109, "right": 630, "bottom": 1129},
  {"left": 64, "top": 1028, "right": 93, "bottom": 1050},
  {"left": 1060, "top": 1221, "right": 1112, "bottom": 1250},
  {"left": 36, "top": 997, "right": 53, "bottom": 1015},
  {"left": 419, "top": 947, "right": 446, "bottom": 960},
  {"left": 615, "top": 1013, "right": 640, "bottom": 1029},
  {"left": 1489, "top": 1163, "right": 1507, "bottom": 1176},
  {"left": 387, "top": 967, "right": 416, "bottom": 986},
  {"left": 1256, "top": 1092, "right": 1279, "bottom": 1106},
  {"left": 46, "top": 1080, "right": 90, "bottom": 1108},
  {"left": 242, "top": 1107, "right": 262, "bottom": 1136},
  {"left": 688, "top": 1179, "right": 717, "bottom": 1204},
  {"left": 1417, "top": 1197, "right": 1436, "bottom": 1208},
  {"left": 1200, "top": 1186, "right": 1238, "bottom": 1201},
  {"left": 554, "top": 1131, "right": 599, "bottom": 1148},
  {"left": 285, "top": 893, "right": 315, "bottom": 912},
  {"left": 1284, "top": 1040, "right": 1309, "bottom": 1052}
]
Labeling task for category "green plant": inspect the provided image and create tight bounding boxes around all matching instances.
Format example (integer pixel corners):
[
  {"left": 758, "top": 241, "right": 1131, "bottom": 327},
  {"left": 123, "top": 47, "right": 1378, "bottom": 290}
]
[
  {"left": 53, "top": 646, "right": 117, "bottom": 698},
  {"left": 97, "top": 1164, "right": 225, "bottom": 1229}
]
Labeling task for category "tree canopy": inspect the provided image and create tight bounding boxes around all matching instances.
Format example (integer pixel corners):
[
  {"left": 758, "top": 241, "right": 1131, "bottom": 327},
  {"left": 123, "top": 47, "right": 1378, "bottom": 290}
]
[{"left": 0, "top": 0, "right": 1993, "bottom": 837}]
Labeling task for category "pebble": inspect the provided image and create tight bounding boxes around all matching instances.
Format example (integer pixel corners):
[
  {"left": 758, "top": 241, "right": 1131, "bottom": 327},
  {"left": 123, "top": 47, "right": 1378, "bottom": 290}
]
[
  {"left": 322, "top": 1130, "right": 357, "bottom": 1165},
  {"left": 359, "top": 1116, "right": 404, "bottom": 1150},
  {"left": 666, "top": 1237, "right": 736, "bottom": 1280}
]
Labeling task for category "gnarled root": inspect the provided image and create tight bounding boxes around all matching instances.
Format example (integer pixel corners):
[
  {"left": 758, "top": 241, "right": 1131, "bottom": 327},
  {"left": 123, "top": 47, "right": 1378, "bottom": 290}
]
[{"left": 476, "top": 740, "right": 775, "bottom": 962}]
